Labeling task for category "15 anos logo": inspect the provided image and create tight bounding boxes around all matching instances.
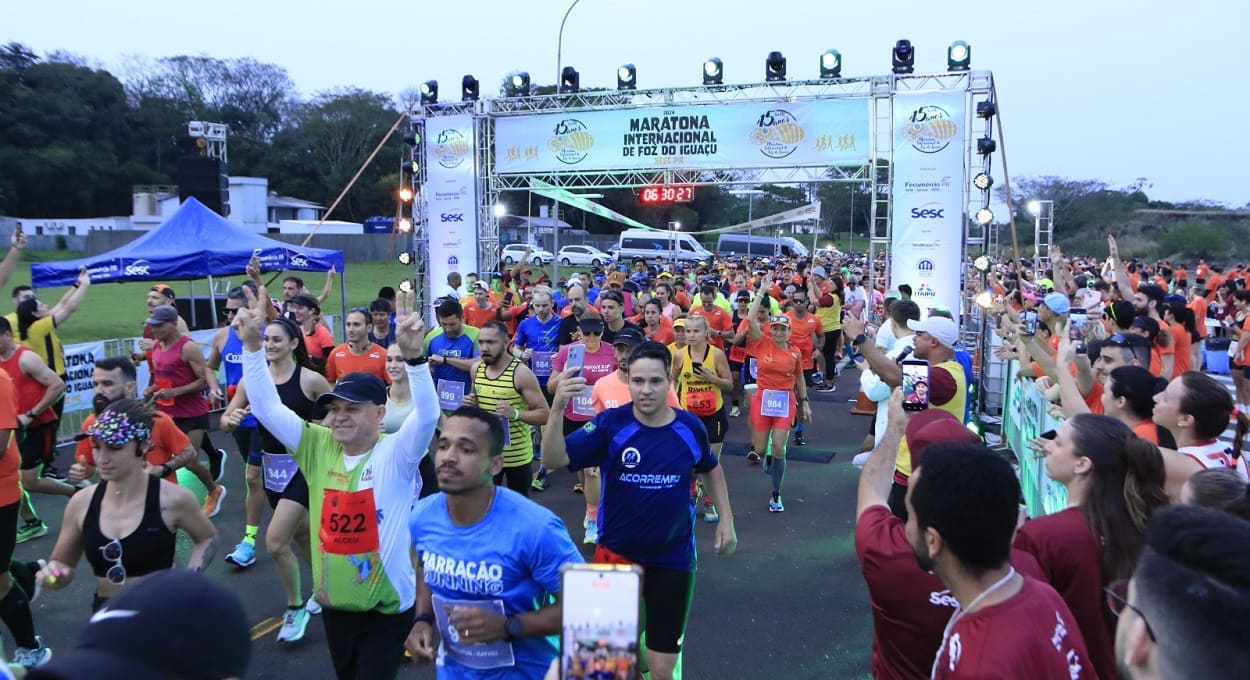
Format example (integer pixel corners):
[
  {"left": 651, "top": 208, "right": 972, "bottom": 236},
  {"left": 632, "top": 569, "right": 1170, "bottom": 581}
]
[
  {"left": 901, "top": 105, "right": 958, "bottom": 154},
  {"left": 750, "top": 109, "right": 805, "bottom": 160},
  {"left": 548, "top": 119, "right": 594, "bottom": 165},
  {"left": 434, "top": 129, "right": 471, "bottom": 169}
]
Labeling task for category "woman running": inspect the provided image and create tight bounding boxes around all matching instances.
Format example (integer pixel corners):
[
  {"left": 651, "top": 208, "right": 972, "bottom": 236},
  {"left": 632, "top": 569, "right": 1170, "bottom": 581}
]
[
  {"left": 36, "top": 400, "right": 217, "bottom": 613},
  {"left": 223, "top": 316, "right": 330, "bottom": 642},
  {"left": 672, "top": 314, "right": 733, "bottom": 522},
  {"left": 743, "top": 292, "right": 810, "bottom": 513},
  {"left": 383, "top": 343, "right": 438, "bottom": 499},
  {"left": 641, "top": 298, "right": 677, "bottom": 346},
  {"left": 1018, "top": 413, "right": 1169, "bottom": 680}
]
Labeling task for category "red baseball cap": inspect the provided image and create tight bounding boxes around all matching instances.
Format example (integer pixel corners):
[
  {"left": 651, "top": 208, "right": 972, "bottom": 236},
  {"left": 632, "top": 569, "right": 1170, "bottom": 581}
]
[{"left": 906, "top": 409, "right": 980, "bottom": 469}]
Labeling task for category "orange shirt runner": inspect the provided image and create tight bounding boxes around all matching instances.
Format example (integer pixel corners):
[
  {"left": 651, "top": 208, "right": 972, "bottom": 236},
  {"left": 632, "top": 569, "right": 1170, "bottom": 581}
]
[
  {"left": 325, "top": 343, "right": 390, "bottom": 384},
  {"left": 785, "top": 311, "right": 824, "bottom": 370},
  {"left": 76, "top": 411, "right": 187, "bottom": 484},
  {"left": 591, "top": 372, "right": 680, "bottom": 412}
]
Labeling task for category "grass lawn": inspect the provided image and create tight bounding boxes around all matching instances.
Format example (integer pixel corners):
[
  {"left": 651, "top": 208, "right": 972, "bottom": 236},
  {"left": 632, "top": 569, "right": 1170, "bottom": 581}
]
[{"left": 17, "top": 249, "right": 427, "bottom": 344}]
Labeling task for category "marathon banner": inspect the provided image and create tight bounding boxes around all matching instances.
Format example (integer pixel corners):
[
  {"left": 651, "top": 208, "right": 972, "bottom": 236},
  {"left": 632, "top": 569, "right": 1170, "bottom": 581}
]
[
  {"left": 889, "top": 90, "right": 967, "bottom": 318},
  {"left": 493, "top": 100, "right": 869, "bottom": 174},
  {"left": 61, "top": 341, "right": 105, "bottom": 414},
  {"left": 425, "top": 115, "right": 480, "bottom": 315}
]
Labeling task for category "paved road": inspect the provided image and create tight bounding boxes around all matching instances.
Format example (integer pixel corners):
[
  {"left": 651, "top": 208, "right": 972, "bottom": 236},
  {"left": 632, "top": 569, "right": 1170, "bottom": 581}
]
[{"left": 14, "top": 368, "right": 876, "bottom": 679}]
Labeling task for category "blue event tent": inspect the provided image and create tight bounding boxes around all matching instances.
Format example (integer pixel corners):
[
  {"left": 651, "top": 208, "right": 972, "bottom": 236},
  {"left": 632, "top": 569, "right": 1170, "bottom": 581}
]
[{"left": 31, "top": 197, "right": 345, "bottom": 288}]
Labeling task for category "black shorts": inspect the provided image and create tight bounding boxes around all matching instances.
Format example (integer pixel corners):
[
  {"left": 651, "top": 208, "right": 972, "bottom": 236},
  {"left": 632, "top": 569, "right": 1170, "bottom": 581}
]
[
  {"left": 641, "top": 565, "right": 696, "bottom": 654},
  {"left": 563, "top": 417, "right": 589, "bottom": 437},
  {"left": 263, "top": 468, "right": 310, "bottom": 510},
  {"left": 18, "top": 421, "right": 57, "bottom": 470},
  {"left": 172, "top": 414, "right": 210, "bottom": 434},
  {"left": 0, "top": 502, "right": 17, "bottom": 571},
  {"left": 494, "top": 461, "right": 531, "bottom": 497},
  {"left": 232, "top": 427, "right": 264, "bottom": 467},
  {"left": 697, "top": 407, "right": 728, "bottom": 445}
]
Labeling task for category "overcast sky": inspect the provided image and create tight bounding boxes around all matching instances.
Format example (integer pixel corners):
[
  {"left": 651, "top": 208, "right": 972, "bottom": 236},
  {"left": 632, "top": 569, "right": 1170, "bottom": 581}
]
[{"left": 7, "top": 0, "right": 1246, "bottom": 206}]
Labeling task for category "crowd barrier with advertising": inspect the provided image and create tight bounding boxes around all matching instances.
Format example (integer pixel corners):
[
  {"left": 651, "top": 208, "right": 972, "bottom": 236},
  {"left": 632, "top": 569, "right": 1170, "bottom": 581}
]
[{"left": 998, "top": 359, "right": 1069, "bottom": 517}]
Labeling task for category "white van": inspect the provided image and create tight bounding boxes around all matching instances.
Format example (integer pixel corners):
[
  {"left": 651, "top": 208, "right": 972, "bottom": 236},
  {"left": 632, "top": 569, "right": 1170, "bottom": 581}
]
[
  {"left": 716, "top": 234, "right": 810, "bottom": 259},
  {"left": 615, "top": 229, "right": 714, "bottom": 264}
]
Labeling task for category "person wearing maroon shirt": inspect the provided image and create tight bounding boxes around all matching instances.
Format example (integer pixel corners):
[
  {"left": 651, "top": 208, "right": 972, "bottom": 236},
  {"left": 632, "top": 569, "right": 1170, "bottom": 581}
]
[
  {"left": 906, "top": 440, "right": 1094, "bottom": 679},
  {"left": 1016, "top": 414, "right": 1169, "bottom": 680},
  {"left": 1113, "top": 506, "right": 1250, "bottom": 680},
  {"left": 856, "top": 391, "right": 1043, "bottom": 680}
]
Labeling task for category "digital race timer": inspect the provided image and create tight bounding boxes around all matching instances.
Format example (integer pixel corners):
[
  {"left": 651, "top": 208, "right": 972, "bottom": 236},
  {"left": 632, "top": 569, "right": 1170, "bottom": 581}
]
[{"left": 640, "top": 185, "right": 695, "bottom": 204}]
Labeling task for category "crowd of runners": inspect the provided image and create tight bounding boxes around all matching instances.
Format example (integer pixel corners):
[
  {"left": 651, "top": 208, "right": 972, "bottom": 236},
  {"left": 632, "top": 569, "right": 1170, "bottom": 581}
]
[{"left": 0, "top": 228, "right": 1244, "bottom": 678}]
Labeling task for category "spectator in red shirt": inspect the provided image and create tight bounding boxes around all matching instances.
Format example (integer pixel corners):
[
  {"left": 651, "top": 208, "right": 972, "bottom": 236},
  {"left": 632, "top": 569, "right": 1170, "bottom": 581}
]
[
  {"left": 907, "top": 438, "right": 1094, "bottom": 678},
  {"left": 1015, "top": 414, "right": 1169, "bottom": 680},
  {"left": 856, "top": 391, "right": 1043, "bottom": 680},
  {"left": 1114, "top": 506, "right": 1250, "bottom": 679}
]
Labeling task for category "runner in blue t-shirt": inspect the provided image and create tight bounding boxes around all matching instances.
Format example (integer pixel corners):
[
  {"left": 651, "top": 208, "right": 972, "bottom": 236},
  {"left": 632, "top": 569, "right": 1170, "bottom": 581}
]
[
  {"left": 425, "top": 299, "right": 480, "bottom": 413},
  {"left": 510, "top": 287, "right": 563, "bottom": 491},
  {"left": 407, "top": 407, "right": 583, "bottom": 679},
  {"left": 542, "top": 341, "right": 738, "bottom": 680}
]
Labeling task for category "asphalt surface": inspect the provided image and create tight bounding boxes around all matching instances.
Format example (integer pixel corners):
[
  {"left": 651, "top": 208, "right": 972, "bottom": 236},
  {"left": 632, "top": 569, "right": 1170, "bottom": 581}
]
[{"left": 13, "top": 367, "right": 876, "bottom": 680}]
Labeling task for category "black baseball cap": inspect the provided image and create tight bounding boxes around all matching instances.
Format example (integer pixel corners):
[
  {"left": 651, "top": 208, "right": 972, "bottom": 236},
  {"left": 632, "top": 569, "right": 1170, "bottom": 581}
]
[
  {"left": 315, "top": 372, "right": 388, "bottom": 406},
  {"left": 577, "top": 315, "right": 606, "bottom": 334},
  {"left": 612, "top": 327, "right": 644, "bottom": 348},
  {"left": 28, "top": 569, "right": 250, "bottom": 680},
  {"left": 287, "top": 293, "right": 319, "bottom": 310}
]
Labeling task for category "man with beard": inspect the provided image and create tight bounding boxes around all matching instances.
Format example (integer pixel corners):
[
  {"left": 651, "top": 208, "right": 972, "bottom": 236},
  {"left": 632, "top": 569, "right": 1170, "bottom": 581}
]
[
  {"left": 556, "top": 283, "right": 592, "bottom": 347},
  {"left": 405, "top": 407, "right": 582, "bottom": 678},
  {"left": 68, "top": 357, "right": 197, "bottom": 485},
  {"left": 325, "top": 308, "right": 389, "bottom": 384},
  {"left": 906, "top": 442, "right": 1092, "bottom": 678}
]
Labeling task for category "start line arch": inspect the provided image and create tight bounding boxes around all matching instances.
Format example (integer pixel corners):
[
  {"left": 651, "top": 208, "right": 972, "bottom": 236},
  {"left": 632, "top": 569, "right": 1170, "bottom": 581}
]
[{"left": 411, "top": 70, "right": 995, "bottom": 319}]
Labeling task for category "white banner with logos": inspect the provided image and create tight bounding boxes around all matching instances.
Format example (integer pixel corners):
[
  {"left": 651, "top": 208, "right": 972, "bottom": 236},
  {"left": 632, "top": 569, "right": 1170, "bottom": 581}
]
[
  {"left": 61, "top": 341, "right": 105, "bottom": 414},
  {"left": 494, "top": 100, "right": 869, "bottom": 174},
  {"left": 425, "top": 115, "right": 480, "bottom": 314},
  {"left": 889, "top": 91, "right": 967, "bottom": 318}
]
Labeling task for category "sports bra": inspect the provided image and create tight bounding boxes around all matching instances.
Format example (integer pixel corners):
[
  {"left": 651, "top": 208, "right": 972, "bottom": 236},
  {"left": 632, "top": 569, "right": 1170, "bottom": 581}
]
[
  {"left": 83, "top": 476, "right": 176, "bottom": 580},
  {"left": 261, "top": 364, "right": 323, "bottom": 453}
]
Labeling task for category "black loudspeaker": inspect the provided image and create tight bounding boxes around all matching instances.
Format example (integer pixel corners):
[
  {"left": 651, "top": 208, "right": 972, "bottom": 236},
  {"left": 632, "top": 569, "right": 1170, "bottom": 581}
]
[{"left": 178, "top": 156, "right": 230, "bottom": 217}]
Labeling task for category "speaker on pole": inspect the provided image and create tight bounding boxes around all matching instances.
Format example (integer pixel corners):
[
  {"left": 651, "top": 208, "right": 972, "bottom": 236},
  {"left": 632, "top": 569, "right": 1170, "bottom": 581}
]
[{"left": 178, "top": 156, "right": 230, "bottom": 217}]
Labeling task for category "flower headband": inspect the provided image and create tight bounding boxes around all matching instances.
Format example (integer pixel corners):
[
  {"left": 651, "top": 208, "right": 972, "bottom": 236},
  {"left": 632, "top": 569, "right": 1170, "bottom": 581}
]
[{"left": 79, "top": 410, "right": 152, "bottom": 448}]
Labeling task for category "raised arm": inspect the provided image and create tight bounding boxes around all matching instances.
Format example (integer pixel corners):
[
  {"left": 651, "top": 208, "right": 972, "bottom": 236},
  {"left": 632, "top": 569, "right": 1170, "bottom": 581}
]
[
  {"left": 237, "top": 286, "right": 305, "bottom": 451},
  {"left": 0, "top": 230, "right": 26, "bottom": 290},
  {"left": 390, "top": 290, "right": 438, "bottom": 467},
  {"left": 48, "top": 268, "right": 92, "bottom": 326},
  {"left": 316, "top": 266, "right": 336, "bottom": 306},
  {"left": 857, "top": 389, "right": 907, "bottom": 520}
]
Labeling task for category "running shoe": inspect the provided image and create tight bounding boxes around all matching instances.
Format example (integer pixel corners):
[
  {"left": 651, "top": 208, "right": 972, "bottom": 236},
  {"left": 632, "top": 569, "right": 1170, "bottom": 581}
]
[
  {"left": 277, "top": 607, "right": 311, "bottom": 643},
  {"left": 41, "top": 466, "right": 67, "bottom": 481},
  {"left": 13, "top": 637, "right": 50, "bottom": 669},
  {"left": 305, "top": 596, "right": 322, "bottom": 615},
  {"left": 728, "top": 405, "right": 741, "bottom": 418},
  {"left": 584, "top": 519, "right": 599, "bottom": 545},
  {"left": 225, "top": 541, "right": 256, "bottom": 568},
  {"left": 202, "top": 485, "right": 228, "bottom": 518},
  {"left": 572, "top": 481, "right": 584, "bottom": 494},
  {"left": 16, "top": 520, "right": 47, "bottom": 544},
  {"left": 704, "top": 504, "right": 719, "bottom": 523},
  {"left": 769, "top": 494, "right": 785, "bottom": 513},
  {"left": 764, "top": 454, "right": 773, "bottom": 474},
  {"left": 794, "top": 432, "right": 807, "bottom": 446},
  {"left": 531, "top": 468, "right": 548, "bottom": 492},
  {"left": 815, "top": 382, "right": 836, "bottom": 392},
  {"left": 210, "top": 448, "right": 228, "bottom": 483},
  {"left": 746, "top": 451, "right": 761, "bottom": 464}
]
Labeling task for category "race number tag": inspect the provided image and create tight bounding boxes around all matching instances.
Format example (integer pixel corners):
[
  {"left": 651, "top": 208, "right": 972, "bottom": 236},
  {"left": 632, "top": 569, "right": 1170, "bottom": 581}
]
[
  {"left": 318, "top": 488, "right": 380, "bottom": 555},
  {"left": 685, "top": 390, "right": 718, "bottom": 416},
  {"left": 154, "top": 377, "right": 175, "bottom": 407},
  {"left": 729, "top": 345, "right": 747, "bottom": 363},
  {"left": 437, "top": 379, "right": 466, "bottom": 411},
  {"left": 498, "top": 416, "right": 511, "bottom": 447},
  {"left": 748, "top": 358, "right": 759, "bottom": 380},
  {"left": 760, "top": 389, "right": 791, "bottom": 418},
  {"left": 570, "top": 387, "right": 596, "bottom": 417},
  {"left": 431, "top": 594, "right": 516, "bottom": 669},
  {"left": 262, "top": 453, "right": 299, "bottom": 493},
  {"left": 531, "top": 351, "right": 553, "bottom": 377}
]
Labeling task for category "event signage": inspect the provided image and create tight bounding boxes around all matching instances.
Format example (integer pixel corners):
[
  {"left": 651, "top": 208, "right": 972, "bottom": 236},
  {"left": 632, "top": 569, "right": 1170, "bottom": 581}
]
[
  {"left": 493, "top": 100, "right": 869, "bottom": 174},
  {"left": 889, "top": 91, "right": 966, "bottom": 318},
  {"left": 61, "top": 341, "right": 105, "bottom": 414},
  {"left": 1000, "top": 359, "right": 1069, "bottom": 517},
  {"left": 425, "top": 115, "right": 480, "bottom": 314}
]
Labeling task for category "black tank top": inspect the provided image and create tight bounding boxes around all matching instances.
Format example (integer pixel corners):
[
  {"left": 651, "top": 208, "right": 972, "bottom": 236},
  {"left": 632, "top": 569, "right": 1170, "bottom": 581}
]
[
  {"left": 83, "top": 476, "right": 175, "bottom": 580},
  {"left": 261, "top": 364, "right": 322, "bottom": 453}
]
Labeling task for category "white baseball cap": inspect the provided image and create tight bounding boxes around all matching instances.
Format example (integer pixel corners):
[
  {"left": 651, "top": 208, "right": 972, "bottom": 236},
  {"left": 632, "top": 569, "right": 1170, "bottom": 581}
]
[{"left": 907, "top": 317, "right": 959, "bottom": 349}]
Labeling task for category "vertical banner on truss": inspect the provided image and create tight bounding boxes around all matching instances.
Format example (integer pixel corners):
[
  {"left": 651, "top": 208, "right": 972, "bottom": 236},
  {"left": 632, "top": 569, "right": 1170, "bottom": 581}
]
[
  {"left": 890, "top": 91, "right": 967, "bottom": 318},
  {"left": 425, "top": 115, "right": 479, "bottom": 311}
]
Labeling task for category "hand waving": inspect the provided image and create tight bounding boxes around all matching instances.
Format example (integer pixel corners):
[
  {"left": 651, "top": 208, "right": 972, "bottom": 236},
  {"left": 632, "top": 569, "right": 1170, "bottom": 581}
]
[
  {"left": 234, "top": 284, "right": 270, "bottom": 351},
  {"left": 394, "top": 289, "right": 427, "bottom": 358}
]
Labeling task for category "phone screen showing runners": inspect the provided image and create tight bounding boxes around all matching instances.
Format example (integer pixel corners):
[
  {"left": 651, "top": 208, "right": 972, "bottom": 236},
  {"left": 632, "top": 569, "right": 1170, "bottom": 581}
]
[{"left": 560, "top": 565, "right": 641, "bottom": 680}]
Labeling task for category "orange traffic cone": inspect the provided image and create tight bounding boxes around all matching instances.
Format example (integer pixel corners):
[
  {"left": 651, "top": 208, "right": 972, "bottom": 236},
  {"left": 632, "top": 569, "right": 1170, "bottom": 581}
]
[{"left": 850, "top": 391, "right": 877, "bottom": 416}]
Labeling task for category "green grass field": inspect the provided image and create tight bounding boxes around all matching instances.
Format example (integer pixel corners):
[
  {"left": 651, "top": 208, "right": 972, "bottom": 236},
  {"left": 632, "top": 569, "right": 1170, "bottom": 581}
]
[{"left": 17, "top": 249, "right": 432, "bottom": 344}]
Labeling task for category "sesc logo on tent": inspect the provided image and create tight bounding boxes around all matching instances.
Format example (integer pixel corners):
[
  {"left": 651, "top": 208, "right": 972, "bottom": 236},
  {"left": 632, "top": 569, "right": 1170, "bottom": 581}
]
[
  {"left": 124, "top": 259, "right": 152, "bottom": 276},
  {"left": 289, "top": 254, "right": 309, "bottom": 268}
]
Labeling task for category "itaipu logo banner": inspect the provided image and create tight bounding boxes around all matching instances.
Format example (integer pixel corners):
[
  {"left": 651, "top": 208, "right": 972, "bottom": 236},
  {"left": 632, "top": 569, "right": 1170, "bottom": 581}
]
[{"left": 494, "top": 99, "right": 868, "bottom": 174}]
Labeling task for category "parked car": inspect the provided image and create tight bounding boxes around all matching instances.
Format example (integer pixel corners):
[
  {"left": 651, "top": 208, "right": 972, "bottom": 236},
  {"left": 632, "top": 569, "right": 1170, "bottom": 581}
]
[
  {"left": 501, "top": 244, "right": 554, "bottom": 265},
  {"left": 557, "top": 245, "right": 613, "bottom": 267}
]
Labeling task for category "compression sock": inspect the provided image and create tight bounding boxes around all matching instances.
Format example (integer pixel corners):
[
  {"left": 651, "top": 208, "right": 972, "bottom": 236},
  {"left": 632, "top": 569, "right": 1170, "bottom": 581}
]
[
  {"left": 795, "top": 422, "right": 804, "bottom": 434},
  {"left": 770, "top": 456, "right": 787, "bottom": 494},
  {"left": 0, "top": 583, "right": 37, "bottom": 649},
  {"left": 244, "top": 525, "right": 259, "bottom": 547},
  {"left": 585, "top": 503, "right": 598, "bottom": 523}
]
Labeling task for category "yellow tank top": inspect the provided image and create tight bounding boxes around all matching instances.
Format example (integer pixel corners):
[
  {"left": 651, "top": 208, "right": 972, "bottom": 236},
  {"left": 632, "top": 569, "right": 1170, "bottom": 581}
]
[
  {"left": 472, "top": 359, "right": 532, "bottom": 467},
  {"left": 895, "top": 359, "right": 967, "bottom": 478},
  {"left": 677, "top": 344, "right": 724, "bottom": 416}
]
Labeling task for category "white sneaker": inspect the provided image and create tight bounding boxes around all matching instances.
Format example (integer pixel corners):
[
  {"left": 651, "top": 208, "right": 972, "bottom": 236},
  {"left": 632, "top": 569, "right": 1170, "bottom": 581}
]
[
  {"left": 305, "top": 596, "right": 322, "bottom": 615},
  {"left": 852, "top": 451, "right": 872, "bottom": 468},
  {"left": 14, "top": 637, "right": 50, "bottom": 668},
  {"left": 276, "top": 608, "right": 310, "bottom": 643}
]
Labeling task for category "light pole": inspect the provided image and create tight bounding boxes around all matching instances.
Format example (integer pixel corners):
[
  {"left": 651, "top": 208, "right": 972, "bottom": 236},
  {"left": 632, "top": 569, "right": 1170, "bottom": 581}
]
[
  {"left": 730, "top": 189, "right": 765, "bottom": 255},
  {"left": 556, "top": 0, "right": 583, "bottom": 94}
]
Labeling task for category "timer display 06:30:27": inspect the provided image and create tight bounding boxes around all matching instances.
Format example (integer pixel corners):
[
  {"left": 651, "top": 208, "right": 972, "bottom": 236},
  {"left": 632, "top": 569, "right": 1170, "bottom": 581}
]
[{"left": 639, "top": 185, "right": 695, "bottom": 204}]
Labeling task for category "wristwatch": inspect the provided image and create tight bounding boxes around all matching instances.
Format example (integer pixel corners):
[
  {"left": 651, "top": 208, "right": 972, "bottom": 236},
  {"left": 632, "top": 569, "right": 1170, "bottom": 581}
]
[
  {"left": 414, "top": 612, "right": 436, "bottom": 625},
  {"left": 405, "top": 355, "right": 429, "bottom": 366},
  {"left": 160, "top": 463, "right": 174, "bottom": 477},
  {"left": 504, "top": 615, "right": 523, "bottom": 640},
  {"left": 852, "top": 333, "right": 868, "bottom": 347}
]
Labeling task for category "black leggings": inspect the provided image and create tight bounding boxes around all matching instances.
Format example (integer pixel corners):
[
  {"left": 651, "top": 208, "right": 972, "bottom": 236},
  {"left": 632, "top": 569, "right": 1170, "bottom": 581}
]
[
  {"left": 822, "top": 330, "right": 842, "bottom": 377},
  {"left": 322, "top": 607, "right": 414, "bottom": 680},
  {"left": 494, "top": 461, "right": 532, "bottom": 497}
]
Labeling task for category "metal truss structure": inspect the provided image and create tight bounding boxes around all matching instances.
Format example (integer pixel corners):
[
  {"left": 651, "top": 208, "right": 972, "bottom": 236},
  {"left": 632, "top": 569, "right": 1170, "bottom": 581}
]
[{"left": 410, "top": 71, "right": 996, "bottom": 318}]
